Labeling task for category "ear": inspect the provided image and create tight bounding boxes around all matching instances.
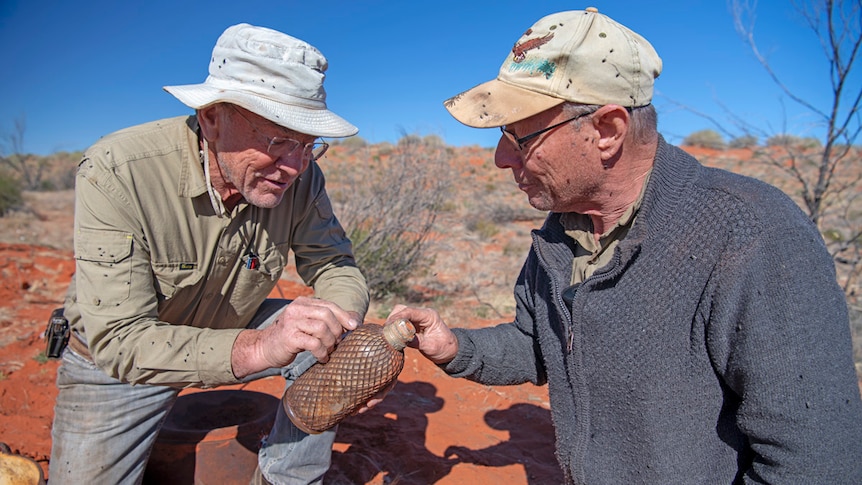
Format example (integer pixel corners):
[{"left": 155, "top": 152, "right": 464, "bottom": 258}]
[
  {"left": 197, "top": 104, "right": 225, "bottom": 141},
  {"left": 592, "top": 105, "right": 628, "bottom": 161}
]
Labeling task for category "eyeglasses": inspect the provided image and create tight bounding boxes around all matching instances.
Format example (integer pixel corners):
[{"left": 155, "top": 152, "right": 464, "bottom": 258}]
[
  {"left": 500, "top": 110, "right": 596, "bottom": 151},
  {"left": 229, "top": 105, "right": 329, "bottom": 161}
]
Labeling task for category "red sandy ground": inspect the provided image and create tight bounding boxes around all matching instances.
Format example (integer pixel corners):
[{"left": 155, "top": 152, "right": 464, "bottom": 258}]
[{"left": 0, "top": 242, "right": 561, "bottom": 484}]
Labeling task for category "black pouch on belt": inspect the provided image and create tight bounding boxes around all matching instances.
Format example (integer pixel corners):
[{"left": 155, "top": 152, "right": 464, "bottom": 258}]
[{"left": 45, "top": 307, "right": 70, "bottom": 359}]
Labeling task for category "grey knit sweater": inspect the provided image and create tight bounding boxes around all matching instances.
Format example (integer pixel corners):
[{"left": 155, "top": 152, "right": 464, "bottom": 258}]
[{"left": 444, "top": 137, "right": 862, "bottom": 484}]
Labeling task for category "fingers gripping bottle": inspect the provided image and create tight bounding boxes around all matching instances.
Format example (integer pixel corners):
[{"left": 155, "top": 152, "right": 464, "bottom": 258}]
[{"left": 282, "top": 319, "right": 416, "bottom": 434}]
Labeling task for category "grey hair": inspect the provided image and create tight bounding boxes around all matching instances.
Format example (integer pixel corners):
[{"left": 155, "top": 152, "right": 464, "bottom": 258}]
[{"left": 561, "top": 102, "right": 657, "bottom": 144}]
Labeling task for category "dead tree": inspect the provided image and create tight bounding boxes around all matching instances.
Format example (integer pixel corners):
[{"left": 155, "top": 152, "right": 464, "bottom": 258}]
[{"left": 732, "top": 0, "right": 862, "bottom": 296}]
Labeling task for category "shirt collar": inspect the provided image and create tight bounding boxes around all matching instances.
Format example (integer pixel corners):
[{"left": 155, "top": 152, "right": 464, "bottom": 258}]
[
  {"left": 560, "top": 168, "right": 652, "bottom": 253},
  {"left": 177, "top": 115, "right": 209, "bottom": 200}
]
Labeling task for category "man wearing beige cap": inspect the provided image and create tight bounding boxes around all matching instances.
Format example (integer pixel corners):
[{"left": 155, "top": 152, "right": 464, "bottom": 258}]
[
  {"left": 49, "top": 24, "right": 369, "bottom": 484},
  {"left": 391, "top": 8, "right": 862, "bottom": 483}
]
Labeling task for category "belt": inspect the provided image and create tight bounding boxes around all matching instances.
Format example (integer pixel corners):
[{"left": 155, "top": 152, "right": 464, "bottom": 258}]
[{"left": 67, "top": 334, "right": 94, "bottom": 362}]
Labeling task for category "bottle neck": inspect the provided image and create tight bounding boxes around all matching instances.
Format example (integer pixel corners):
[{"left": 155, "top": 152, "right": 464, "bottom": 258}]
[{"left": 382, "top": 319, "right": 416, "bottom": 351}]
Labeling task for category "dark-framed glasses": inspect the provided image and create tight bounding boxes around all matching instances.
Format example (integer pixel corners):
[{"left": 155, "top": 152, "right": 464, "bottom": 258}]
[
  {"left": 500, "top": 109, "right": 596, "bottom": 151},
  {"left": 229, "top": 105, "right": 329, "bottom": 161}
]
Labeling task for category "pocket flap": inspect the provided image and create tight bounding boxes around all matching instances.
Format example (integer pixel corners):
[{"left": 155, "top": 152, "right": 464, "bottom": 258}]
[{"left": 75, "top": 229, "right": 133, "bottom": 263}]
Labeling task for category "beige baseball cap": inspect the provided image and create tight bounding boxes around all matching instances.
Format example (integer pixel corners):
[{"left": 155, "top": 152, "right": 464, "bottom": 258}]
[{"left": 444, "top": 7, "right": 662, "bottom": 128}]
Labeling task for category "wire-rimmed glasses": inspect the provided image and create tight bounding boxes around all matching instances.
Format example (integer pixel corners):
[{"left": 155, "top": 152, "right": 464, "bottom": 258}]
[{"left": 229, "top": 105, "right": 329, "bottom": 161}]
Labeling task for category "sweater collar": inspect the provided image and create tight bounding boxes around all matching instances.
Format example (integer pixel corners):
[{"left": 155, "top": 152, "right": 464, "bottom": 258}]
[
  {"left": 534, "top": 136, "right": 700, "bottom": 258},
  {"left": 628, "top": 135, "right": 700, "bottom": 244}
]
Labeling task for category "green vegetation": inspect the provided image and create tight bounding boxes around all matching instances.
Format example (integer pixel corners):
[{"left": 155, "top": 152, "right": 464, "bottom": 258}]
[
  {"left": 327, "top": 134, "right": 455, "bottom": 299},
  {"left": 0, "top": 169, "right": 23, "bottom": 216},
  {"left": 683, "top": 129, "right": 726, "bottom": 150},
  {"left": 468, "top": 219, "right": 499, "bottom": 239},
  {"left": 335, "top": 135, "right": 368, "bottom": 149},
  {"left": 33, "top": 351, "right": 49, "bottom": 364},
  {"left": 728, "top": 135, "right": 758, "bottom": 148}
]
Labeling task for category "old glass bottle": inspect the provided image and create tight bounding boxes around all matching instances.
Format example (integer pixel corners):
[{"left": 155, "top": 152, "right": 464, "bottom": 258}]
[{"left": 282, "top": 318, "right": 416, "bottom": 434}]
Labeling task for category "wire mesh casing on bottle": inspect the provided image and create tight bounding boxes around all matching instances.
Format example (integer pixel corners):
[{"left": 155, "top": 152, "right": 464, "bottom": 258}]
[{"left": 282, "top": 319, "right": 416, "bottom": 434}]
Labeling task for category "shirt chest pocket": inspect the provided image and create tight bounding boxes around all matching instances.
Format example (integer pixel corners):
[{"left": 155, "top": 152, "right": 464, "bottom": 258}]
[
  {"left": 75, "top": 229, "right": 134, "bottom": 307},
  {"left": 228, "top": 244, "right": 288, "bottom": 312},
  {"left": 151, "top": 260, "right": 205, "bottom": 301}
]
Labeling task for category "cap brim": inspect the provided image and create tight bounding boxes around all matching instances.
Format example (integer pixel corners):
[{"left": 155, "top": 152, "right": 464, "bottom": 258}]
[
  {"left": 443, "top": 78, "right": 565, "bottom": 128},
  {"left": 164, "top": 84, "right": 358, "bottom": 138}
]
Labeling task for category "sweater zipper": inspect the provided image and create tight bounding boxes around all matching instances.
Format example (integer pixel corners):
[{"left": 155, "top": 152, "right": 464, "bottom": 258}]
[{"left": 533, "top": 235, "right": 576, "bottom": 352}]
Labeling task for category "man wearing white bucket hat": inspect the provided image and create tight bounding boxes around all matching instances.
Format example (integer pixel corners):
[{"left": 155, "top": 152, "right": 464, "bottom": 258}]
[
  {"left": 391, "top": 8, "right": 862, "bottom": 484},
  {"left": 49, "top": 24, "right": 369, "bottom": 484}
]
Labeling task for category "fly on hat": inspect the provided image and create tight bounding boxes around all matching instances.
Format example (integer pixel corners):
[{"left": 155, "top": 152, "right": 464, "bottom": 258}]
[
  {"left": 444, "top": 7, "right": 663, "bottom": 128},
  {"left": 164, "top": 23, "right": 357, "bottom": 138}
]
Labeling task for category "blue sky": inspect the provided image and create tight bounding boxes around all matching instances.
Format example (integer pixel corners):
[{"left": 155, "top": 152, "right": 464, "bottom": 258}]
[{"left": 0, "top": 1, "right": 838, "bottom": 155}]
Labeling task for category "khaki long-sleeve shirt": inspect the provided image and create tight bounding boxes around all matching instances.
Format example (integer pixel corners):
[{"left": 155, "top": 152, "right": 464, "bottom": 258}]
[{"left": 64, "top": 115, "right": 369, "bottom": 388}]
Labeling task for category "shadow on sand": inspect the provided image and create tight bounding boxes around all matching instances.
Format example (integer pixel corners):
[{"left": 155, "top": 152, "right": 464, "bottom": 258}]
[{"left": 326, "top": 381, "right": 562, "bottom": 484}]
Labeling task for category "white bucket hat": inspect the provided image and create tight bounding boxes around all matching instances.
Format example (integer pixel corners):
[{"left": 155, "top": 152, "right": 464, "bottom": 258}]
[
  {"left": 444, "top": 7, "right": 663, "bottom": 128},
  {"left": 164, "top": 23, "right": 357, "bottom": 138}
]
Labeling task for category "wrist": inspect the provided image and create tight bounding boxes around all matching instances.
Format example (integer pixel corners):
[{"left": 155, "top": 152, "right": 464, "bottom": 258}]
[{"left": 230, "top": 329, "right": 267, "bottom": 379}]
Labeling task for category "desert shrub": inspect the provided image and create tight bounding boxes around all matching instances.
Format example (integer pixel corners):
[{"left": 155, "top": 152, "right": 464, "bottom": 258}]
[
  {"left": 801, "top": 136, "right": 823, "bottom": 149},
  {"left": 376, "top": 142, "right": 394, "bottom": 158},
  {"left": 764, "top": 134, "right": 822, "bottom": 150},
  {"left": 398, "top": 134, "right": 422, "bottom": 146},
  {"left": 0, "top": 170, "right": 23, "bottom": 216},
  {"left": 328, "top": 134, "right": 454, "bottom": 299},
  {"left": 729, "top": 134, "right": 759, "bottom": 148},
  {"left": 337, "top": 136, "right": 368, "bottom": 149},
  {"left": 0, "top": 151, "right": 79, "bottom": 192},
  {"left": 44, "top": 151, "right": 80, "bottom": 190},
  {"left": 467, "top": 219, "right": 499, "bottom": 239},
  {"left": 422, "top": 134, "right": 446, "bottom": 148},
  {"left": 683, "top": 129, "right": 726, "bottom": 149}
]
